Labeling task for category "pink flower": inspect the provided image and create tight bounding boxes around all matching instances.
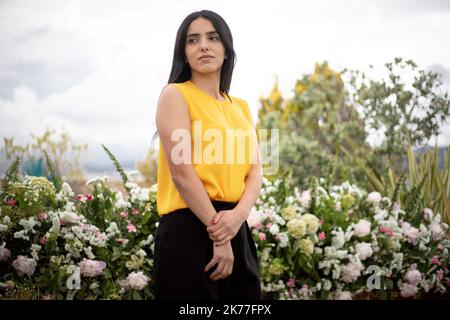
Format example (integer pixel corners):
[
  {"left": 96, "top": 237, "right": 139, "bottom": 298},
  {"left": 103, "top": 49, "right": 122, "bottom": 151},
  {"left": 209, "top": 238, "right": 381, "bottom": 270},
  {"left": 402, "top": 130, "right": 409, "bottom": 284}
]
[
  {"left": 400, "top": 283, "right": 418, "bottom": 298},
  {"left": 266, "top": 223, "right": 273, "bottom": 229},
  {"left": 6, "top": 197, "right": 16, "bottom": 206},
  {"left": 379, "top": 226, "right": 387, "bottom": 234},
  {"left": 127, "top": 222, "right": 137, "bottom": 233},
  {"left": 76, "top": 194, "right": 87, "bottom": 202},
  {"left": 437, "top": 244, "right": 444, "bottom": 251},
  {"left": 131, "top": 208, "right": 139, "bottom": 216},
  {"left": 286, "top": 278, "right": 296, "bottom": 288},
  {"left": 120, "top": 211, "right": 128, "bottom": 219},
  {"left": 0, "top": 246, "right": 11, "bottom": 261},
  {"left": 319, "top": 219, "right": 324, "bottom": 225},
  {"left": 39, "top": 237, "right": 47, "bottom": 245},
  {"left": 446, "top": 278, "right": 450, "bottom": 286},
  {"left": 38, "top": 212, "right": 46, "bottom": 221},
  {"left": 12, "top": 255, "right": 37, "bottom": 276},
  {"left": 79, "top": 259, "right": 106, "bottom": 277},
  {"left": 259, "top": 232, "right": 266, "bottom": 241},
  {"left": 86, "top": 194, "right": 94, "bottom": 201},
  {"left": 318, "top": 232, "right": 326, "bottom": 241},
  {"left": 388, "top": 229, "right": 395, "bottom": 237},
  {"left": 431, "top": 256, "right": 441, "bottom": 266},
  {"left": 437, "top": 270, "right": 444, "bottom": 282},
  {"left": 405, "top": 269, "right": 422, "bottom": 286}
]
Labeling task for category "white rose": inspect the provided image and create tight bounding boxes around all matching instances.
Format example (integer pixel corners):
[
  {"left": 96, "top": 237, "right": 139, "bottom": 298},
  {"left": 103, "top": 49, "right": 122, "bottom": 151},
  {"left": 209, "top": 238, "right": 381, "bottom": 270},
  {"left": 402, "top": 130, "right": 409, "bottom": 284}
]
[
  {"left": 355, "top": 242, "right": 373, "bottom": 261},
  {"left": 127, "top": 271, "right": 149, "bottom": 291},
  {"left": 269, "top": 223, "right": 280, "bottom": 235},
  {"left": 12, "top": 255, "right": 37, "bottom": 277},
  {"left": 341, "top": 262, "right": 363, "bottom": 283},
  {"left": 367, "top": 192, "right": 382, "bottom": 206},
  {"left": 405, "top": 269, "right": 422, "bottom": 286},
  {"left": 353, "top": 219, "right": 371, "bottom": 238}
]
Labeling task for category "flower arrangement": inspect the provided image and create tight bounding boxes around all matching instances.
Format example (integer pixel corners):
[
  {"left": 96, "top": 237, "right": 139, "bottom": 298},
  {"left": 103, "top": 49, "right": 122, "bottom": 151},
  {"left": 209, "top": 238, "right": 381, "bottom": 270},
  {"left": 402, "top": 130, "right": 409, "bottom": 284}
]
[
  {"left": 0, "top": 150, "right": 159, "bottom": 300},
  {"left": 1, "top": 154, "right": 449, "bottom": 300},
  {"left": 250, "top": 177, "right": 450, "bottom": 300}
]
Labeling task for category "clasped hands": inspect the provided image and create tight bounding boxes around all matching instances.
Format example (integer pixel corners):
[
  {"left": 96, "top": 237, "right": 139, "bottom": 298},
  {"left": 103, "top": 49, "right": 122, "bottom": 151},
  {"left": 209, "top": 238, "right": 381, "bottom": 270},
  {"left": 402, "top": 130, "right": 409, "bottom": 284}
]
[{"left": 203, "top": 207, "right": 248, "bottom": 281}]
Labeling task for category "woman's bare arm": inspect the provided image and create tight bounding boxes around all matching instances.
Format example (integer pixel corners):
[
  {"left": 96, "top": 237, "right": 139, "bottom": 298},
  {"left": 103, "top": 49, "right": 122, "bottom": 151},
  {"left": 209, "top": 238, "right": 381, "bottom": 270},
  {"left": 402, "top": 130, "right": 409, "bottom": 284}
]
[{"left": 156, "top": 85, "right": 217, "bottom": 227}]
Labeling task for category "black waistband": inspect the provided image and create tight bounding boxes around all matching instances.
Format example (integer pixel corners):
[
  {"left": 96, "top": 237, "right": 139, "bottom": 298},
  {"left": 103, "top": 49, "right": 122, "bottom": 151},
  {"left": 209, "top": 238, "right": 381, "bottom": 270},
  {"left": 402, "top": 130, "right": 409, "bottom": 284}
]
[{"left": 162, "top": 200, "right": 238, "bottom": 219}]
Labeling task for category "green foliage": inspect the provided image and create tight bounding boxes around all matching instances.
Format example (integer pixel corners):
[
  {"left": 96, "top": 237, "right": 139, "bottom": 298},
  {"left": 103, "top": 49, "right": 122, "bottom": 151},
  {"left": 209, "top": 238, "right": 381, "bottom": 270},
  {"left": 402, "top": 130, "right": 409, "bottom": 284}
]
[{"left": 348, "top": 57, "right": 450, "bottom": 161}]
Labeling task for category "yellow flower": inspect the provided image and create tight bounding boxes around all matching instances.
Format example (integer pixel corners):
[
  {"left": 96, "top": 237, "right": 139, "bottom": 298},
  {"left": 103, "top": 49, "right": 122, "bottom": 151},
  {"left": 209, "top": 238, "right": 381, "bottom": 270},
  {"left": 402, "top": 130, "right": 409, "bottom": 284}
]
[
  {"left": 280, "top": 206, "right": 297, "bottom": 221},
  {"left": 268, "top": 259, "right": 285, "bottom": 276},
  {"left": 299, "top": 238, "right": 314, "bottom": 255},
  {"left": 302, "top": 214, "right": 320, "bottom": 234},
  {"left": 287, "top": 218, "right": 307, "bottom": 239}
]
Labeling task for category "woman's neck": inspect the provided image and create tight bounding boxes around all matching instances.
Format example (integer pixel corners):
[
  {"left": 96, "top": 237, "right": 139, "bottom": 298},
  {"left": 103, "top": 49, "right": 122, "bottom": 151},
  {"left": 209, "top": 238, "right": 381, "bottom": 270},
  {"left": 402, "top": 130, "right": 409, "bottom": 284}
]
[{"left": 190, "top": 73, "right": 224, "bottom": 101}]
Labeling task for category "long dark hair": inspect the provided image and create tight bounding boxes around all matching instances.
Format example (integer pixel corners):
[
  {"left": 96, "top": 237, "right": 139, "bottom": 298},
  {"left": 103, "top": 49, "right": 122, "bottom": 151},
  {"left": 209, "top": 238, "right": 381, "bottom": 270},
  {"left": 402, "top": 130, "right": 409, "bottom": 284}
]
[
  {"left": 151, "top": 10, "right": 236, "bottom": 146},
  {"left": 168, "top": 10, "right": 236, "bottom": 94}
]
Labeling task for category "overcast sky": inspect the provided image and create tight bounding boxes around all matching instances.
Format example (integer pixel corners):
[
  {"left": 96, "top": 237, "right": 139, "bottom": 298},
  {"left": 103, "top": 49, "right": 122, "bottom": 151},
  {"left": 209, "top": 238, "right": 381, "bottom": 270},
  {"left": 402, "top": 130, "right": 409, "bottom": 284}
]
[{"left": 1, "top": 0, "right": 449, "bottom": 174}]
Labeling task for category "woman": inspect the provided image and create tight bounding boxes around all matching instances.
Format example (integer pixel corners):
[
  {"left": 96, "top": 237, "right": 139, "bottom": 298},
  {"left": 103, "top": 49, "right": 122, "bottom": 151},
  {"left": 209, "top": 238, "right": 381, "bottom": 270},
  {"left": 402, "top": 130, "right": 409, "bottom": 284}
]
[{"left": 153, "top": 10, "right": 262, "bottom": 300}]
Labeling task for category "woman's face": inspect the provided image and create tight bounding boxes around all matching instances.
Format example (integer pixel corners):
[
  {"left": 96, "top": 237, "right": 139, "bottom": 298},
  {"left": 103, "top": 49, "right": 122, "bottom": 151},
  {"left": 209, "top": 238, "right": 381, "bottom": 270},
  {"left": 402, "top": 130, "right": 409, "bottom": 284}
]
[{"left": 185, "top": 17, "right": 226, "bottom": 76}]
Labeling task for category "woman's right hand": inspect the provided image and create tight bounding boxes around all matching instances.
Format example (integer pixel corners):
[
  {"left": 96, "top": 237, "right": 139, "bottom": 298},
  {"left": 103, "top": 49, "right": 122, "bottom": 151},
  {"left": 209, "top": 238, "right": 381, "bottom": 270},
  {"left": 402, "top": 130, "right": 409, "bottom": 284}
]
[{"left": 204, "top": 241, "right": 234, "bottom": 281}]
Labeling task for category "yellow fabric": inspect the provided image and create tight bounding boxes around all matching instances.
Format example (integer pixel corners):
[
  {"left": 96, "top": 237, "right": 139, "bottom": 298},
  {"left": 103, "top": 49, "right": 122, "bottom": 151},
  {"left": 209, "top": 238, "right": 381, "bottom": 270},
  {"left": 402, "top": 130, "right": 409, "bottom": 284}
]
[{"left": 157, "top": 80, "right": 256, "bottom": 216}]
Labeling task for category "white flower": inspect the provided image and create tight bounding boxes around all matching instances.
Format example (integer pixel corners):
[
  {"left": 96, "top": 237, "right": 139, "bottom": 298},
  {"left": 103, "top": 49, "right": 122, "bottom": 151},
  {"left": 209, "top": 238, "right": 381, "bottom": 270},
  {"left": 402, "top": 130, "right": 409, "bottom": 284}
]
[
  {"left": 341, "top": 262, "right": 363, "bottom": 283},
  {"left": 353, "top": 219, "right": 371, "bottom": 238},
  {"left": 429, "top": 222, "right": 444, "bottom": 240},
  {"left": 269, "top": 223, "right": 280, "bottom": 235},
  {"left": 79, "top": 259, "right": 106, "bottom": 277},
  {"left": 12, "top": 255, "right": 37, "bottom": 277},
  {"left": 405, "top": 269, "right": 422, "bottom": 286},
  {"left": 51, "top": 217, "right": 61, "bottom": 233},
  {"left": 331, "top": 229, "right": 345, "bottom": 249},
  {"left": 355, "top": 242, "right": 373, "bottom": 261},
  {"left": 298, "top": 190, "right": 311, "bottom": 208},
  {"left": 0, "top": 243, "right": 11, "bottom": 261},
  {"left": 84, "top": 246, "right": 95, "bottom": 259},
  {"left": 422, "top": 208, "right": 433, "bottom": 222},
  {"left": 335, "top": 291, "right": 352, "bottom": 300},
  {"left": 278, "top": 232, "right": 289, "bottom": 248},
  {"left": 367, "top": 192, "right": 382, "bottom": 206},
  {"left": 402, "top": 222, "right": 419, "bottom": 245},
  {"left": 323, "top": 280, "right": 332, "bottom": 291},
  {"left": 126, "top": 271, "right": 150, "bottom": 291},
  {"left": 60, "top": 211, "right": 80, "bottom": 224},
  {"left": 136, "top": 249, "right": 147, "bottom": 257},
  {"left": 14, "top": 230, "right": 30, "bottom": 241},
  {"left": 400, "top": 283, "right": 418, "bottom": 298},
  {"left": 247, "top": 208, "right": 263, "bottom": 229}
]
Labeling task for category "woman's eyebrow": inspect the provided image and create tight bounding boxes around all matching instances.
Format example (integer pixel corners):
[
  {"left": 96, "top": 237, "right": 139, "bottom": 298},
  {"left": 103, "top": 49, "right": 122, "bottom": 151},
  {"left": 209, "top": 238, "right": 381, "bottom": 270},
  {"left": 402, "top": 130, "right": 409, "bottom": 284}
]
[{"left": 187, "top": 31, "right": 219, "bottom": 38}]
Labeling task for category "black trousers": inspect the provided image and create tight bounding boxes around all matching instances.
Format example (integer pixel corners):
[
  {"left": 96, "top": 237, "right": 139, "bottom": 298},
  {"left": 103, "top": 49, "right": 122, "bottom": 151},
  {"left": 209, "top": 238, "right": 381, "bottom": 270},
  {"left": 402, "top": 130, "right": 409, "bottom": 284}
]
[{"left": 153, "top": 201, "right": 261, "bottom": 300}]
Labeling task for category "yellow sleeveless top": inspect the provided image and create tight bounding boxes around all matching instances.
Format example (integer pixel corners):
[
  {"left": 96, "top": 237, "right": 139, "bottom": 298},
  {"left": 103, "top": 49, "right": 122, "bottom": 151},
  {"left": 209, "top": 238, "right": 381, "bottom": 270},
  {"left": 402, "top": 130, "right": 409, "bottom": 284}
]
[{"left": 157, "top": 80, "right": 257, "bottom": 215}]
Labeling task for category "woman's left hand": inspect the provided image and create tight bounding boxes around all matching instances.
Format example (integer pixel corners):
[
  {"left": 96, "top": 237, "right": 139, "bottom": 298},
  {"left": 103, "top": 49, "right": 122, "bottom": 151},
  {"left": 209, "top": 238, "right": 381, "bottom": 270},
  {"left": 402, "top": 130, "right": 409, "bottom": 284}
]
[{"left": 207, "top": 208, "right": 248, "bottom": 246}]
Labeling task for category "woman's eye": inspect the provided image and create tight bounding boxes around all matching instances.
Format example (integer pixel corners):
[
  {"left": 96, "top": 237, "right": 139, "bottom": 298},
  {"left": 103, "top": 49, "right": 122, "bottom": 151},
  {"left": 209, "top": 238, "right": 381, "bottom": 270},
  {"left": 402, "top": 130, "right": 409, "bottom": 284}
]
[
  {"left": 187, "top": 38, "right": 197, "bottom": 43},
  {"left": 210, "top": 36, "right": 220, "bottom": 41}
]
